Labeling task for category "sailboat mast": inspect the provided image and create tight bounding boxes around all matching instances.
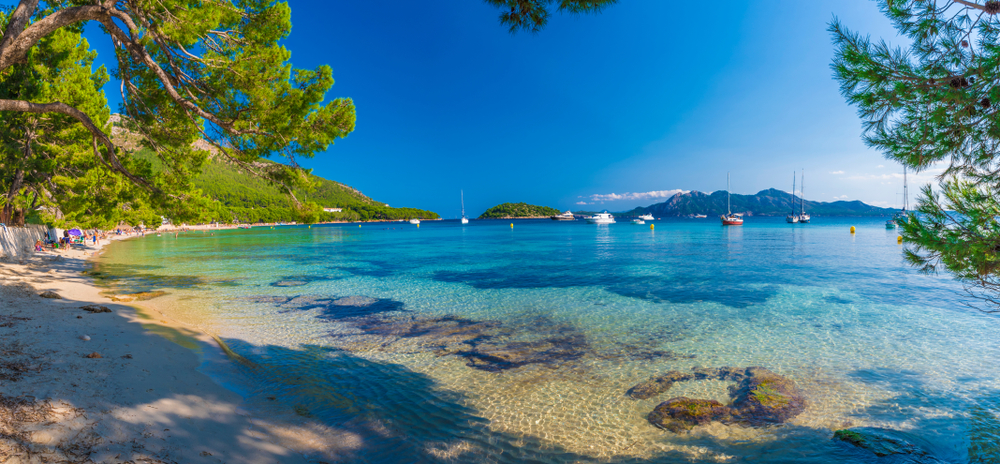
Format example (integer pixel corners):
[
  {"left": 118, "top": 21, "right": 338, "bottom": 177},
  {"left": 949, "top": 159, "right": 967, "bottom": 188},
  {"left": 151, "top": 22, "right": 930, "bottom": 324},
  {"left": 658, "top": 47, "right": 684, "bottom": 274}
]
[
  {"left": 800, "top": 170, "right": 805, "bottom": 215},
  {"left": 790, "top": 172, "right": 796, "bottom": 215},
  {"left": 461, "top": 190, "right": 465, "bottom": 217},
  {"left": 903, "top": 167, "right": 908, "bottom": 212},
  {"left": 727, "top": 172, "right": 731, "bottom": 215}
]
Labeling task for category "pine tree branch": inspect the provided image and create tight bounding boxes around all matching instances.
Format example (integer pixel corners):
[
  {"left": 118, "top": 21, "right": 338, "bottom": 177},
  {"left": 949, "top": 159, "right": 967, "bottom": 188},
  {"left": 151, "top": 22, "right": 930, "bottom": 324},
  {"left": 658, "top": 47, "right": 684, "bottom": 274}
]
[{"left": 0, "top": 99, "right": 156, "bottom": 191}]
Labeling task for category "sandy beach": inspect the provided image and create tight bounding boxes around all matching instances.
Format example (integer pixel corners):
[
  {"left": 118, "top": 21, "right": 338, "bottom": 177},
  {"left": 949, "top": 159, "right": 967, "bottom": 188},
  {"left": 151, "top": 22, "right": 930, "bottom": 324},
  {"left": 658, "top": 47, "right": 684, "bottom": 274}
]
[{"left": 0, "top": 238, "right": 346, "bottom": 463}]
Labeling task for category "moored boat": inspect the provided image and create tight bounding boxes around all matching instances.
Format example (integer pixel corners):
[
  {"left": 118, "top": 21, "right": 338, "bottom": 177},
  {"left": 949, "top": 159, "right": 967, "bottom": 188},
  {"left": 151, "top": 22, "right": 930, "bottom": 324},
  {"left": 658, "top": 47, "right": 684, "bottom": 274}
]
[
  {"left": 460, "top": 190, "right": 469, "bottom": 224},
  {"left": 721, "top": 172, "right": 744, "bottom": 226},
  {"left": 786, "top": 172, "right": 799, "bottom": 223},
  {"left": 631, "top": 218, "right": 645, "bottom": 225},
  {"left": 798, "top": 170, "right": 810, "bottom": 223},
  {"left": 694, "top": 214, "right": 707, "bottom": 218},
  {"left": 586, "top": 212, "right": 616, "bottom": 224},
  {"left": 409, "top": 218, "right": 421, "bottom": 224},
  {"left": 551, "top": 211, "right": 576, "bottom": 221},
  {"left": 639, "top": 214, "right": 654, "bottom": 221}
]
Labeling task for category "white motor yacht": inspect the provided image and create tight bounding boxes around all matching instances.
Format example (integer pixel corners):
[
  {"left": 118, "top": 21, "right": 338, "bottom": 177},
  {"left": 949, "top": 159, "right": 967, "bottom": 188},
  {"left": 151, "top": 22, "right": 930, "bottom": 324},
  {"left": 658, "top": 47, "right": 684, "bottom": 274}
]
[
  {"left": 409, "top": 218, "right": 420, "bottom": 225},
  {"left": 639, "top": 214, "right": 654, "bottom": 221},
  {"left": 586, "top": 212, "right": 616, "bottom": 224},
  {"left": 551, "top": 211, "right": 576, "bottom": 221},
  {"left": 631, "top": 218, "right": 645, "bottom": 225}
]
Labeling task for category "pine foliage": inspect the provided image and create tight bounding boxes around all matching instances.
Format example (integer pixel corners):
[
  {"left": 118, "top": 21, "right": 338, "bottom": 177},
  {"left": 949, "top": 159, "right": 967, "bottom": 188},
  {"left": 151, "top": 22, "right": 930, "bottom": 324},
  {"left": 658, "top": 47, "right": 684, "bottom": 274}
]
[{"left": 832, "top": 0, "right": 1000, "bottom": 309}]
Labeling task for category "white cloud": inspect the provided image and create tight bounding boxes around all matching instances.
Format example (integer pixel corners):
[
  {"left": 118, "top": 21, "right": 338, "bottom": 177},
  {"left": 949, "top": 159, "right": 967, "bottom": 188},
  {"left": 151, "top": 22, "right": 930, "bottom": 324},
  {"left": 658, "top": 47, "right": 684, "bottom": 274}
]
[
  {"left": 830, "top": 171, "right": 845, "bottom": 175},
  {"left": 575, "top": 201, "right": 589, "bottom": 205},
  {"left": 585, "top": 189, "right": 688, "bottom": 203},
  {"left": 833, "top": 195, "right": 849, "bottom": 200},
  {"left": 876, "top": 165, "right": 884, "bottom": 168},
  {"left": 869, "top": 200, "right": 889, "bottom": 206}
]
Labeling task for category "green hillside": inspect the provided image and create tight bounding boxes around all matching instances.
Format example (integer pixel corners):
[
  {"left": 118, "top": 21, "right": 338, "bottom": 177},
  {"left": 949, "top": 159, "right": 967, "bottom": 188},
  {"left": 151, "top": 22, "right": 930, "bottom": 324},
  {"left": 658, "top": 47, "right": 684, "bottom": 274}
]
[
  {"left": 126, "top": 144, "right": 436, "bottom": 223},
  {"left": 194, "top": 157, "right": 438, "bottom": 223},
  {"left": 479, "top": 202, "right": 560, "bottom": 219}
]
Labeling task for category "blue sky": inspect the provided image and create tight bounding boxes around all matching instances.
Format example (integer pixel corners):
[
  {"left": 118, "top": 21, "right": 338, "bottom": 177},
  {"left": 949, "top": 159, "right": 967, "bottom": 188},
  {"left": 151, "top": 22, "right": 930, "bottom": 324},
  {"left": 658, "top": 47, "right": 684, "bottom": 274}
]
[{"left": 80, "top": 1, "right": 926, "bottom": 217}]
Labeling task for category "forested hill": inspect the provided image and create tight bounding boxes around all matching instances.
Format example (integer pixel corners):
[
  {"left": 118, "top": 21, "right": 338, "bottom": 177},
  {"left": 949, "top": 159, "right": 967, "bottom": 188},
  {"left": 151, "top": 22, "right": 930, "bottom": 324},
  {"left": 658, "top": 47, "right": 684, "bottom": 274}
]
[
  {"left": 193, "top": 157, "right": 438, "bottom": 223},
  {"left": 620, "top": 189, "right": 895, "bottom": 217},
  {"left": 479, "top": 203, "right": 560, "bottom": 219}
]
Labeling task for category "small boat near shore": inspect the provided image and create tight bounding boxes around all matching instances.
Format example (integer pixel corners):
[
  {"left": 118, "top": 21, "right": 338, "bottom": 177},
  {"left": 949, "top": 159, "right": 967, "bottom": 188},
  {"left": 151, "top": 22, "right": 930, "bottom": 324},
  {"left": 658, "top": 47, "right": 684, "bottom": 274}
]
[
  {"left": 551, "top": 211, "right": 576, "bottom": 221},
  {"left": 639, "top": 213, "right": 654, "bottom": 221},
  {"left": 586, "top": 212, "right": 616, "bottom": 224},
  {"left": 409, "top": 218, "right": 421, "bottom": 224},
  {"left": 631, "top": 218, "right": 645, "bottom": 225},
  {"left": 694, "top": 214, "right": 707, "bottom": 218}
]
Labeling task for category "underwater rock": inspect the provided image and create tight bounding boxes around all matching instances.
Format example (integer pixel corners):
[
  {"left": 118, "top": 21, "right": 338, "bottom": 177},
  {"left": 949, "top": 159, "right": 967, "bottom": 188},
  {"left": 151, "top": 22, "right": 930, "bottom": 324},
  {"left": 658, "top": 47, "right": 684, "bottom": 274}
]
[
  {"left": 39, "top": 291, "right": 61, "bottom": 299},
  {"left": 627, "top": 371, "right": 694, "bottom": 400},
  {"left": 833, "top": 428, "right": 944, "bottom": 463},
  {"left": 728, "top": 367, "right": 806, "bottom": 425},
  {"left": 642, "top": 366, "right": 806, "bottom": 432},
  {"left": 454, "top": 330, "right": 589, "bottom": 372},
  {"left": 648, "top": 397, "right": 732, "bottom": 433},
  {"left": 628, "top": 366, "right": 749, "bottom": 400}
]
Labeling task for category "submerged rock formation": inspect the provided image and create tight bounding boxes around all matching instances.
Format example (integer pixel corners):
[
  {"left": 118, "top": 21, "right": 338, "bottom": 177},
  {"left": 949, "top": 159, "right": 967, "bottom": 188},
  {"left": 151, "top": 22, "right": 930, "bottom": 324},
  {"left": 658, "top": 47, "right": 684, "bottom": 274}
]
[
  {"left": 635, "top": 367, "right": 806, "bottom": 432},
  {"left": 833, "top": 428, "right": 944, "bottom": 463},
  {"left": 647, "top": 397, "right": 733, "bottom": 433}
]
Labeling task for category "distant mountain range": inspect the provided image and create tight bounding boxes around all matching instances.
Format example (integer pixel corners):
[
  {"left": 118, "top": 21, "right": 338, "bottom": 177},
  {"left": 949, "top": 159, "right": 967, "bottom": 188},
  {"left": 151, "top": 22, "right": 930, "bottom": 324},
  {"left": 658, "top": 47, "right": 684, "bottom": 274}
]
[{"left": 612, "top": 189, "right": 895, "bottom": 217}]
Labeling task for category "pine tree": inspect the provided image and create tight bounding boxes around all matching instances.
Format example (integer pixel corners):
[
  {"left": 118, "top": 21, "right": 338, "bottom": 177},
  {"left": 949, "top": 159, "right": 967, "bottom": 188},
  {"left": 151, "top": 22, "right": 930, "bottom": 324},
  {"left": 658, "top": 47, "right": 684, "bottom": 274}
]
[{"left": 832, "top": 0, "right": 1000, "bottom": 310}]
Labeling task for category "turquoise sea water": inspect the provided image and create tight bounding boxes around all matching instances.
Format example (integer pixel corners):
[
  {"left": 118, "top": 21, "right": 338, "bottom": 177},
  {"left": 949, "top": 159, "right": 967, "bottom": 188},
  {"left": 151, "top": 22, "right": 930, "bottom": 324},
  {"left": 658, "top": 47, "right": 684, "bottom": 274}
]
[{"left": 95, "top": 218, "right": 1000, "bottom": 463}]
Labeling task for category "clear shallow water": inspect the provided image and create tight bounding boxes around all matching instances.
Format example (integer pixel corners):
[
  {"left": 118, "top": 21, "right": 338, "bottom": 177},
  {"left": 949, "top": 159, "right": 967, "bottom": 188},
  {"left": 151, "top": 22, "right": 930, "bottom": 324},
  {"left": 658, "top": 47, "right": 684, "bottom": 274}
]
[{"left": 95, "top": 218, "right": 1000, "bottom": 463}]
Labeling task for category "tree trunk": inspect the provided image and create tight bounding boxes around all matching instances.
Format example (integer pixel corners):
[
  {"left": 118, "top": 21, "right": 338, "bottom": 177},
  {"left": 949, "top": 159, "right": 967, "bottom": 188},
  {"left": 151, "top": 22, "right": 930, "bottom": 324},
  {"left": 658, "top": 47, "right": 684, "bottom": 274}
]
[{"left": 2, "top": 168, "right": 24, "bottom": 224}]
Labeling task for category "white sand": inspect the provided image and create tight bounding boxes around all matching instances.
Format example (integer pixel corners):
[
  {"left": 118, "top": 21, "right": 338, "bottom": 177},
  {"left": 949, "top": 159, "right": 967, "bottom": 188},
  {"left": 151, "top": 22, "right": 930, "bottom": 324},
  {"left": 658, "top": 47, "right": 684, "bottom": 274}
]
[{"left": 0, "top": 239, "right": 354, "bottom": 463}]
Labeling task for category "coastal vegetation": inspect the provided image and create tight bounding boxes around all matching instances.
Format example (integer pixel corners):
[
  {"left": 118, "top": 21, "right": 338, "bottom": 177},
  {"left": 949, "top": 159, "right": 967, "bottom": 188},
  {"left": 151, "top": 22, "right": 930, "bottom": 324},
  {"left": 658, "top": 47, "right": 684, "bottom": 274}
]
[
  {"left": 478, "top": 202, "right": 560, "bottom": 219},
  {"left": 831, "top": 0, "right": 1000, "bottom": 309},
  {"left": 191, "top": 151, "right": 438, "bottom": 223},
  {"left": 619, "top": 189, "right": 895, "bottom": 217}
]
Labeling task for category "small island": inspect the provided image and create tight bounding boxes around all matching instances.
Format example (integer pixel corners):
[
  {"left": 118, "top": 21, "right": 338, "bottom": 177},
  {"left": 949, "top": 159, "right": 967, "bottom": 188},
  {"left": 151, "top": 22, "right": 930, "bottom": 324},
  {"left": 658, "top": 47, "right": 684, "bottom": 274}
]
[{"left": 478, "top": 202, "right": 561, "bottom": 219}]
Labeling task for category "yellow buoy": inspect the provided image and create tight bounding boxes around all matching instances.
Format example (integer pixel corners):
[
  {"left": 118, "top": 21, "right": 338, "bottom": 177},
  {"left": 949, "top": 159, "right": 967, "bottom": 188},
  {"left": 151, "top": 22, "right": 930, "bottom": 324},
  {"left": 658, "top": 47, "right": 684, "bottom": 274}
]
[
  {"left": 510, "top": 223, "right": 513, "bottom": 228},
  {"left": 308, "top": 225, "right": 311, "bottom": 229},
  {"left": 897, "top": 236, "right": 903, "bottom": 244},
  {"left": 650, "top": 224, "right": 654, "bottom": 230},
  {"left": 850, "top": 226, "right": 856, "bottom": 234},
  {"left": 358, "top": 225, "right": 361, "bottom": 228},
  {"left": 417, "top": 224, "right": 420, "bottom": 228}
]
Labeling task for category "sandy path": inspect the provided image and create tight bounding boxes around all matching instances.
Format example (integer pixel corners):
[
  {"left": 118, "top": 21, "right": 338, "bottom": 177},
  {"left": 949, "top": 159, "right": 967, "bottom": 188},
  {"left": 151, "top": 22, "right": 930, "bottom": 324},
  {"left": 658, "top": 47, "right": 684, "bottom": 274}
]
[{"left": 0, "top": 240, "right": 343, "bottom": 463}]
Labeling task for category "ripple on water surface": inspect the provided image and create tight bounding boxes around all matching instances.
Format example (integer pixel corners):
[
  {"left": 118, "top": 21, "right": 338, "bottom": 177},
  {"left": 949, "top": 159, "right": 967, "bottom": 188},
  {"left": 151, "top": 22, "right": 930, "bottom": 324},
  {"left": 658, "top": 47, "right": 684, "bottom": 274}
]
[{"left": 94, "top": 219, "right": 1000, "bottom": 463}]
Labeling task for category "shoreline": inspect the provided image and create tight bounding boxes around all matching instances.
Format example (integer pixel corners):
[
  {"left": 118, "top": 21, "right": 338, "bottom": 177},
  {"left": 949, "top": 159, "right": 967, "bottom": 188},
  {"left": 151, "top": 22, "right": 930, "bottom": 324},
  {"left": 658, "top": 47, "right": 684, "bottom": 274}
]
[{"left": 0, "top": 236, "right": 336, "bottom": 463}]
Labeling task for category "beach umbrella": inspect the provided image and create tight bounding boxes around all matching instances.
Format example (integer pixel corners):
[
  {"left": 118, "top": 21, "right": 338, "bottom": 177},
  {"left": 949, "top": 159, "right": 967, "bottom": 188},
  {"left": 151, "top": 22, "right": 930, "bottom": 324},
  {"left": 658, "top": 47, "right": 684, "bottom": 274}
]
[{"left": 67, "top": 228, "right": 82, "bottom": 236}]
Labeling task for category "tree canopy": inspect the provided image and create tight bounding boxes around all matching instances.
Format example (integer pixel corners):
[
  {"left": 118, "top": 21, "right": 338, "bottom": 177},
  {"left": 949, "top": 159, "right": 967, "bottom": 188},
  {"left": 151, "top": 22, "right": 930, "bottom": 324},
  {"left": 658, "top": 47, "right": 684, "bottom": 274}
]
[
  {"left": 485, "top": 0, "right": 618, "bottom": 33},
  {"left": 0, "top": 0, "right": 356, "bottom": 227},
  {"left": 832, "top": 0, "right": 1000, "bottom": 310}
]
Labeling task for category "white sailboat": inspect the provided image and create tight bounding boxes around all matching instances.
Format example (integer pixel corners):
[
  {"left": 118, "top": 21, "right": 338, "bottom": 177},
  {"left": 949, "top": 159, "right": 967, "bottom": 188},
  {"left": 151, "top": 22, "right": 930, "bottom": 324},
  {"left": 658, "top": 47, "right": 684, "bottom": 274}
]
[
  {"left": 786, "top": 172, "right": 799, "bottom": 223},
  {"left": 889, "top": 166, "right": 909, "bottom": 228},
  {"left": 798, "top": 170, "right": 810, "bottom": 223},
  {"left": 460, "top": 190, "right": 469, "bottom": 224}
]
